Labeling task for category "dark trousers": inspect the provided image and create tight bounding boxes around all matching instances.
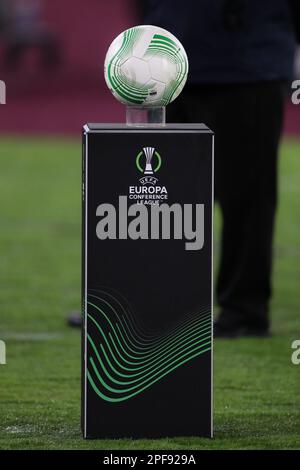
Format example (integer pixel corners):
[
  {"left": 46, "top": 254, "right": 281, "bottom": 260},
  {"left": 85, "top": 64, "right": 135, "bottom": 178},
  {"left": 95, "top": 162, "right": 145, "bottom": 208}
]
[{"left": 167, "top": 82, "right": 285, "bottom": 329}]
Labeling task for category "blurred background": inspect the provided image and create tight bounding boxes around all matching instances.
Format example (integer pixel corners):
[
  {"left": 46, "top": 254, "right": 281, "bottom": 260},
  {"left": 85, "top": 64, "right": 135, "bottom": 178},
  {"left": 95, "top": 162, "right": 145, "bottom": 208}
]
[
  {"left": 0, "top": 0, "right": 299, "bottom": 450},
  {"left": 0, "top": 0, "right": 300, "bottom": 134},
  {"left": 0, "top": 0, "right": 140, "bottom": 133}
]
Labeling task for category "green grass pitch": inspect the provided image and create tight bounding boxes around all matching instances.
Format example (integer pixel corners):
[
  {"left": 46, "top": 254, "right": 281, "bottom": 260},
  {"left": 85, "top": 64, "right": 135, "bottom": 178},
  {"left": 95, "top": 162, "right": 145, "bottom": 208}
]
[{"left": 0, "top": 136, "right": 299, "bottom": 450}]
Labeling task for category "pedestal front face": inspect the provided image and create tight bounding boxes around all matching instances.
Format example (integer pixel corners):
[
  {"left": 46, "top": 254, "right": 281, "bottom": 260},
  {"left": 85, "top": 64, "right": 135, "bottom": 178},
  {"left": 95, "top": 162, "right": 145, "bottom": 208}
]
[{"left": 82, "top": 124, "right": 214, "bottom": 439}]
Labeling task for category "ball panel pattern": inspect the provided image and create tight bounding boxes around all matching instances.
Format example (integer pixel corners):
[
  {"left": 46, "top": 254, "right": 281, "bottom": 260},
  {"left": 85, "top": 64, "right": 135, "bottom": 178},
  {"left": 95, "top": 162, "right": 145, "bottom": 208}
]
[{"left": 104, "top": 25, "right": 189, "bottom": 107}]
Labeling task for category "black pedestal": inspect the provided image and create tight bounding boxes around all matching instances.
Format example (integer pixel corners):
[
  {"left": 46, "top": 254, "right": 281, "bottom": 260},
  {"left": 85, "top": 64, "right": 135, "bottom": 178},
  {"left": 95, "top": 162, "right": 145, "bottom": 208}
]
[{"left": 82, "top": 123, "right": 214, "bottom": 438}]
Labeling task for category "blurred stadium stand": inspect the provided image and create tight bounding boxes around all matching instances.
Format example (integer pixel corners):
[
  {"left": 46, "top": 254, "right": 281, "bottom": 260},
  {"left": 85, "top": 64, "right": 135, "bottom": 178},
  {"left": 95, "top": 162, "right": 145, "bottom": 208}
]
[
  {"left": 0, "top": 0, "right": 299, "bottom": 136},
  {"left": 0, "top": 0, "right": 138, "bottom": 134}
]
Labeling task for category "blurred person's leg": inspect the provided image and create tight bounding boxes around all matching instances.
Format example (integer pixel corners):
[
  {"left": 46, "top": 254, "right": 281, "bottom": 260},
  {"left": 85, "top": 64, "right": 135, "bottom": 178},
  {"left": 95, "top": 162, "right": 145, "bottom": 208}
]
[
  {"left": 38, "top": 31, "right": 61, "bottom": 68},
  {"left": 4, "top": 40, "right": 26, "bottom": 67},
  {"left": 168, "top": 81, "right": 285, "bottom": 336},
  {"left": 4, "top": 31, "right": 61, "bottom": 69}
]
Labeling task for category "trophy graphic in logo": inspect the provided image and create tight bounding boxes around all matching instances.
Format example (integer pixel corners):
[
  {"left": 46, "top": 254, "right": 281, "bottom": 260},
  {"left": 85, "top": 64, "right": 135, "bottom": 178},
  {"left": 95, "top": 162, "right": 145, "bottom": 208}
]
[
  {"left": 143, "top": 147, "right": 155, "bottom": 175},
  {"left": 136, "top": 147, "right": 162, "bottom": 185}
]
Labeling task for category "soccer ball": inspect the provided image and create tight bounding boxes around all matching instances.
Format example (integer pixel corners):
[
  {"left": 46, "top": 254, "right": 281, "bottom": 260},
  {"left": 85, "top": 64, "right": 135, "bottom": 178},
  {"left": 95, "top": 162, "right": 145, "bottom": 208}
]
[{"left": 104, "top": 25, "right": 189, "bottom": 107}]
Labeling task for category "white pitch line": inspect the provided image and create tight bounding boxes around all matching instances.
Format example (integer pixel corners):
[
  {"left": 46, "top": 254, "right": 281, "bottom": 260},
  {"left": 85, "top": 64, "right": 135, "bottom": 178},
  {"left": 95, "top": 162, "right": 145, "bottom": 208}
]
[{"left": 1, "top": 332, "right": 64, "bottom": 341}]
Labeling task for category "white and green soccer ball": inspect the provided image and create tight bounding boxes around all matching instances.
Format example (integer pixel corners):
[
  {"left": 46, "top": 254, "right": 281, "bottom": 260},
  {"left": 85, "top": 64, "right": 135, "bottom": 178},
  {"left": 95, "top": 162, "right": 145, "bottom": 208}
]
[{"left": 104, "top": 25, "right": 189, "bottom": 107}]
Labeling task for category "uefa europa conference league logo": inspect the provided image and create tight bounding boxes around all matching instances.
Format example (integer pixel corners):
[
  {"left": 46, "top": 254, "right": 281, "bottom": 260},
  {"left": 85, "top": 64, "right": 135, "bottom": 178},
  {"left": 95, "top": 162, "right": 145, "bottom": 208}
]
[{"left": 95, "top": 147, "right": 204, "bottom": 251}]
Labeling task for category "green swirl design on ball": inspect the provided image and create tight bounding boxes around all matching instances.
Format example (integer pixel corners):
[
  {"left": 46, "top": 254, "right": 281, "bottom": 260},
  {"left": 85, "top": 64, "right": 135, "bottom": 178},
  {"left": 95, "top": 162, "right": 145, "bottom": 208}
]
[{"left": 106, "top": 27, "right": 188, "bottom": 106}]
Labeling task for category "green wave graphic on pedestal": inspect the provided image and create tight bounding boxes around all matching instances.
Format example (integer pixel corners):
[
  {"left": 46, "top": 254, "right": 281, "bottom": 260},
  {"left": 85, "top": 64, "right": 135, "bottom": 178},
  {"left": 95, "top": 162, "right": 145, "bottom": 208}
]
[{"left": 86, "top": 291, "right": 211, "bottom": 403}]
